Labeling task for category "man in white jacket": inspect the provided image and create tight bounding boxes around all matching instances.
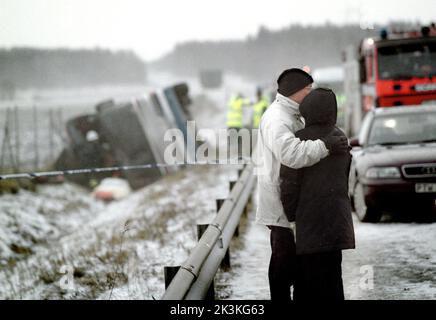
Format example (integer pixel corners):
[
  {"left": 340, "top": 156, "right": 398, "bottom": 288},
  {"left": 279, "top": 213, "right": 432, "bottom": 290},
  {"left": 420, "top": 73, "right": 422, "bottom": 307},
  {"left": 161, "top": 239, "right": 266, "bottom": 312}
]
[{"left": 254, "top": 68, "right": 349, "bottom": 300}]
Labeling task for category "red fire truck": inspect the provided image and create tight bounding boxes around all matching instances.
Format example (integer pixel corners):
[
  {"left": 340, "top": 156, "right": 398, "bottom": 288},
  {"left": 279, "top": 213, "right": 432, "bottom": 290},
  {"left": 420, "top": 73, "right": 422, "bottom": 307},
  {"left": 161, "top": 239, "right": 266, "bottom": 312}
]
[{"left": 343, "top": 27, "right": 436, "bottom": 136}]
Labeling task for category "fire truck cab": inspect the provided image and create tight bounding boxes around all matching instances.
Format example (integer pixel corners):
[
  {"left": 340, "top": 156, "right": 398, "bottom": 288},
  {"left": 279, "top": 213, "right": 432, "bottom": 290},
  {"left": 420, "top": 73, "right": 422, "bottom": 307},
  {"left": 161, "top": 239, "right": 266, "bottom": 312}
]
[{"left": 344, "top": 27, "right": 436, "bottom": 136}]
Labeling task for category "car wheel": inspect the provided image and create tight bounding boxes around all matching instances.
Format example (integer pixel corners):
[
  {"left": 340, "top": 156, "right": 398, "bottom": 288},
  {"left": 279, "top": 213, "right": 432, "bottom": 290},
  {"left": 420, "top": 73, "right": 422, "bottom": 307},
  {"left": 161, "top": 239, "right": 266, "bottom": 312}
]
[
  {"left": 417, "top": 201, "right": 436, "bottom": 223},
  {"left": 354, "top": 182, "right": 382, "bottom": 222}
]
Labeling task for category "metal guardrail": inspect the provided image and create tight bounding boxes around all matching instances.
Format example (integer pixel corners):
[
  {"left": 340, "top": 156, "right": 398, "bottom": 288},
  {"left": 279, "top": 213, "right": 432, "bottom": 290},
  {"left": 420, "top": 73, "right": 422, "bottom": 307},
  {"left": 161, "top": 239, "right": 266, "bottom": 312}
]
[{"left": 162, "top": 162, "right": 255, "bottom": 300}]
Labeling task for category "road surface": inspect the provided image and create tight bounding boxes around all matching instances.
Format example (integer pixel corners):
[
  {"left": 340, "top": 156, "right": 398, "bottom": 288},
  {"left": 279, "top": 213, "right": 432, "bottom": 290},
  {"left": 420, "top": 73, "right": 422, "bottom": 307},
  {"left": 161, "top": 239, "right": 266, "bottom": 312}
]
[{"left": 217, "top": 197, "right": 436, "bottom": 300}]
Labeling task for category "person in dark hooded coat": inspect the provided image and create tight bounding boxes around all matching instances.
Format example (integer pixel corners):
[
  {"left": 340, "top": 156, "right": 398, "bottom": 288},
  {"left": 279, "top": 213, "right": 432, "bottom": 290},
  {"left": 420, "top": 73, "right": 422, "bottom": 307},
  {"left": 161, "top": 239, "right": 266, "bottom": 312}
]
[{"left": 280, "top": 88, "right": 355, "bottom": 301}]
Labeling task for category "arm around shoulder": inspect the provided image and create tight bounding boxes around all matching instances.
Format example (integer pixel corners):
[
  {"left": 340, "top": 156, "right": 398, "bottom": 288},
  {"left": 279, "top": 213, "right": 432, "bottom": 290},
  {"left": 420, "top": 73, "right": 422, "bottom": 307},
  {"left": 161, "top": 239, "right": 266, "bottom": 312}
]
[{"left": 261, "top": 118, "right": 328, "bottom": 169}]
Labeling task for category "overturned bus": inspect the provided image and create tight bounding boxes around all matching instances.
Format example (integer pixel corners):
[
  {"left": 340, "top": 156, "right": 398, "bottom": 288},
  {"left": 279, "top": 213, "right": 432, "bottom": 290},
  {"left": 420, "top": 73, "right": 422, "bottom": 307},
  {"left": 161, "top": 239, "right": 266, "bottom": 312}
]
[{"left": 55, "top": 83, "right": 195, "bottom": 189}]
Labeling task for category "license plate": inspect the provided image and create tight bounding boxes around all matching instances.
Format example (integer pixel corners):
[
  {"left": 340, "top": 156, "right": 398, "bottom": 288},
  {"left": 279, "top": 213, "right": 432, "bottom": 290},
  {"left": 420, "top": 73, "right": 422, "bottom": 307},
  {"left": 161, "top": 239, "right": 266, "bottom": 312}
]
[
  {"left": 415, "top": 83, "right": 436, "bottom": 92},
  {"left": 415, "top": 183, "right": 436, "bottom": 193}
]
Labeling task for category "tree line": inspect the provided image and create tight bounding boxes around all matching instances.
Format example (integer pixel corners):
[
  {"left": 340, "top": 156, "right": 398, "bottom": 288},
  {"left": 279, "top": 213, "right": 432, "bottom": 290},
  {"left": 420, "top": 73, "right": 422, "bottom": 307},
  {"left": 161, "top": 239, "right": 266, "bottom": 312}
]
[
  {"left": 151, "top": 22, "right": 420, "bottom": 82},
  {"left": 0, "top": 48, "right": 146, "bottom": 89}
]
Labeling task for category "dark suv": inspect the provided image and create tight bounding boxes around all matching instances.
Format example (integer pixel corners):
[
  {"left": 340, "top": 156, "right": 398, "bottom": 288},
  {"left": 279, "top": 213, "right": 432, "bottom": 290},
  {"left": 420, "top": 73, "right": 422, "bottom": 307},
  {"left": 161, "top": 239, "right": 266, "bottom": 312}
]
[{"left": 349, "top": 104, "right": 436, "bottom": 222}]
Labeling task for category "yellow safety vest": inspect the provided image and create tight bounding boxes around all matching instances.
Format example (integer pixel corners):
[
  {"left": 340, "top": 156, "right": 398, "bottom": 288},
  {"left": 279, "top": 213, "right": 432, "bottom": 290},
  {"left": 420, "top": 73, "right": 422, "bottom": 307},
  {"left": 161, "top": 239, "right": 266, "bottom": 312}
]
[
  {"left": 336, "top": 94, "right": 346, "bottom": 107},
  {"left": 252, "top": 96, "right": 269, "bottom": 128},
  {"left": 226, "top": 96, "right": 247, "bottom": 129}
]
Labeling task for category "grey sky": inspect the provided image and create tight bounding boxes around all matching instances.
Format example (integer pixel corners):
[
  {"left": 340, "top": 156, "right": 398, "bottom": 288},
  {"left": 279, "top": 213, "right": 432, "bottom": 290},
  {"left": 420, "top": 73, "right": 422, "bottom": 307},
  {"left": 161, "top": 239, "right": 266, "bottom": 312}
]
[{"left": 1, "top": 0, "right": 435, "bottom": 61}]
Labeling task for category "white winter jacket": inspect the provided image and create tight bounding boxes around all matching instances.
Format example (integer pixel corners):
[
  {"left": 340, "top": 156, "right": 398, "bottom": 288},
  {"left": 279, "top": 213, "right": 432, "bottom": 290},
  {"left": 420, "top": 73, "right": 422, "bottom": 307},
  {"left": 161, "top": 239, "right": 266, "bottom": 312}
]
[{"left": 254, "top": 93, "right": 329, "bottom": 228}]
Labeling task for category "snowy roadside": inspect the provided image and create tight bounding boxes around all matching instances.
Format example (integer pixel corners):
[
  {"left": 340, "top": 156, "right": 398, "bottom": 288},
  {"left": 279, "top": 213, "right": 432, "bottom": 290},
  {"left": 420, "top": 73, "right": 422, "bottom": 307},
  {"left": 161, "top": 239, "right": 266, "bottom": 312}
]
[
  {"left": 221, "top": 210, "right": 436, "bottom": 300},
  {"left": 0, "top": 164, "right": 241, "bottom": 299},
  {"left": 342, "top": 218, "right": 436, "bottom": 300},
  {"left": 0, "top": 73, "right": 257, "bottom": 300}
]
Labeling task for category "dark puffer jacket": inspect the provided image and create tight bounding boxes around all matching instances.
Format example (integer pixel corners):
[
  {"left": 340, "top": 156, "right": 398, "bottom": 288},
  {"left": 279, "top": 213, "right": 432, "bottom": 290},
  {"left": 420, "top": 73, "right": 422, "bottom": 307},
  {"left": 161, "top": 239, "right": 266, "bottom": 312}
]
[{"left": 280, "top": 88, "right": 355, "bottom": 255}]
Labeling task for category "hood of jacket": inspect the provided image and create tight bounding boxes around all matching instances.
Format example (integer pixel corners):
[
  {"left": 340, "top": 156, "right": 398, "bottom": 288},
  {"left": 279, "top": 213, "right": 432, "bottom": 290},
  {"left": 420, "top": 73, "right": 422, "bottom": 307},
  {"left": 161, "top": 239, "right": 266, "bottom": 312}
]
[{"left": 299, "top": 88, "right": 337, "bottom": 127}]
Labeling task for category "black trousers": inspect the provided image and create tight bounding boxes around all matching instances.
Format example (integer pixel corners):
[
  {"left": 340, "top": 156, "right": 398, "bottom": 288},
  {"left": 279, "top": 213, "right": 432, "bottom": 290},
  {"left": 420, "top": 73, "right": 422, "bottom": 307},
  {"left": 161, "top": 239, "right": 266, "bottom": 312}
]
[
  {"left": 294, "top": 251, "right": 344, "bottom": 301},
  {"left": 268, "top": 226, "right": 297, "bottom": 300}
]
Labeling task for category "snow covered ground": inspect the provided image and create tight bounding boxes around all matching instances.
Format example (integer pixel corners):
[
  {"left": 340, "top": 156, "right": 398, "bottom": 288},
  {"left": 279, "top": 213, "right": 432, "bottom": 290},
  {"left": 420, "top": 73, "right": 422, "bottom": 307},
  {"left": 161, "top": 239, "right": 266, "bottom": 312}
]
[
  {"left": 0, "top": 164, "right": 242, "bottom": 299},
  {"left": 2, "top": 71, "right": 436, "bottom": 300},
  {"left": 342, "top": 218, "right": 436, "bottom": 300},
  {"left": 222, "top": 207, "right": 436, "bottom": 300},
  {"left": 0, "top": 72, "right": 259, "bottom": 300},
  {"left": 2, "top": 72, "right": 435, "bottom": 300}
]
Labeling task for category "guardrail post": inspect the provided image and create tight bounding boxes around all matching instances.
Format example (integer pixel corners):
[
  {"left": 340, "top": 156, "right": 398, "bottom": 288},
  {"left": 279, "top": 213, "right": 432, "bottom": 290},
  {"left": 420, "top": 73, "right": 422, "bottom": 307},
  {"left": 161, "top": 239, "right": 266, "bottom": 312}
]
[
  {"left": 197, "top": 224, "right": 215, "bottom": 300},
  {"left": 162, "top": 163, "right": 255, "bottom": 300},
  {"left": 197, "top": 224, "right": 209, "bottom": 241},
  {"left": 218, "top": 238, "right": 231, "bottom": 271},
  {"left": 216, "top": 198, "right": 225, "bottom": 212},
  {"left": 242, "top": 204, "right": 247, "bottom": 216},
  {"left": 228, "top": 182, "right": 239, "bottom": 237},
  {"left": 243, "top": 188, "right": 254, "bottom": 217},
  {"left": 238, "top": 169, "right": 243, "bottom": 178},
  {"left": 216, "top": 199, "right": 231, "bottom": 270},
  {"left": 243, "top": 197, "right": 249, "bottom": 216},
  {"left": 230, "top": 180, "right": 237, "bottom": 191},
  {"left": 164, "top": 266, "right": 180, "bottom": 289}
]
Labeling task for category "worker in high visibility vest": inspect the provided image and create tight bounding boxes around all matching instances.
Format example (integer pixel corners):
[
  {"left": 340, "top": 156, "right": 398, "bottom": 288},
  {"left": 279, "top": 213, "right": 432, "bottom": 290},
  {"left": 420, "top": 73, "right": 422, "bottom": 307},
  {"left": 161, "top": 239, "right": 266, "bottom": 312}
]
[
  {"left": 252, "top": 88, "right": 270, "bottom": 129},
  {"left": 226, "top": 93, "right": 249, "bottom": 130},
  {"left": 226, "top": 93, "right": 249, "bottom": 160},
  {"left": 336, "top": 93, "right": 346, "bottom": 128}
]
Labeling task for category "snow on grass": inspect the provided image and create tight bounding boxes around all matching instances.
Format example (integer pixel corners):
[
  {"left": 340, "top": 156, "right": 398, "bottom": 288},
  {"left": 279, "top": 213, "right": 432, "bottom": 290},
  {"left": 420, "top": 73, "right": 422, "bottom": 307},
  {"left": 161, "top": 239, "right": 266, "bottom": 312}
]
[
  {"left": 0, "top": 183, "right": 104, "bottom": 265},
  {"left": 0, "top": 77, "right": 256, "bottom": 300},
  {"left": 0, "top": 164, "right": 239, "bottom": 299}
]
